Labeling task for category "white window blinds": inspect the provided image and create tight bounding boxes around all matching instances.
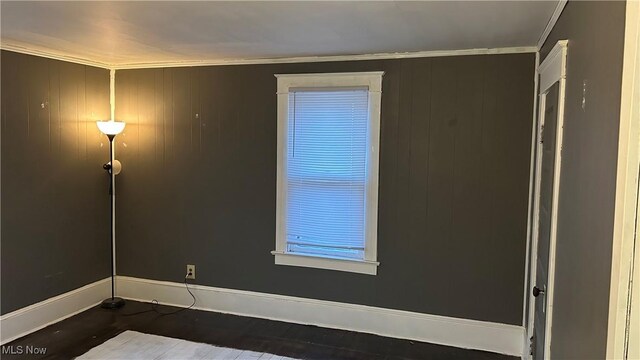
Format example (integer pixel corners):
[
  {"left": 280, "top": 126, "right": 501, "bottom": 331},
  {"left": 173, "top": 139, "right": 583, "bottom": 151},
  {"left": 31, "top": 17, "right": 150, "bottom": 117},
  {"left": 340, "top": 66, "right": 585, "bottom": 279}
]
[{"left": 286, "top": 89, "right": 369, "bottom": 260}]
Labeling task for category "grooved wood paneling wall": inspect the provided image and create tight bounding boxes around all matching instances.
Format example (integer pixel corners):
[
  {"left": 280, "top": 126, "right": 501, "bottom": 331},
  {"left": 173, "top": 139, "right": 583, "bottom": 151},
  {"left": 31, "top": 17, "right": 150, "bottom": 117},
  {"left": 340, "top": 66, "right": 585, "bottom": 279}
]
[
  {"left": 540, "top": 1, "right": 627, "bottom": 358},
  {"left": 1, "top": 50, "right": 111, "bottom": 314},
  {"left": 115, "top": 53, "right": 535, "bottom": 325}
]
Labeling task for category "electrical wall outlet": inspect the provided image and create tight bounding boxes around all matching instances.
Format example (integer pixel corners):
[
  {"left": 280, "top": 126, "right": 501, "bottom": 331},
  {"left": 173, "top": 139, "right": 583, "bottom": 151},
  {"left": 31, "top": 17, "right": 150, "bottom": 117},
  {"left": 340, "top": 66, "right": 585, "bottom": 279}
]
[{"left": 186, "top": 264, "right": 196, "bottom": 279}]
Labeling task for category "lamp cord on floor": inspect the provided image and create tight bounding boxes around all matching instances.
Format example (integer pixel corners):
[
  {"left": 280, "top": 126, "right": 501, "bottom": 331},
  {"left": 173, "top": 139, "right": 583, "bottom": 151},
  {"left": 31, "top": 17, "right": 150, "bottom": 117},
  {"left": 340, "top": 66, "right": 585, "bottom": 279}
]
[{"left": 122, "top": 275, "right": 196, "bottom": 316}]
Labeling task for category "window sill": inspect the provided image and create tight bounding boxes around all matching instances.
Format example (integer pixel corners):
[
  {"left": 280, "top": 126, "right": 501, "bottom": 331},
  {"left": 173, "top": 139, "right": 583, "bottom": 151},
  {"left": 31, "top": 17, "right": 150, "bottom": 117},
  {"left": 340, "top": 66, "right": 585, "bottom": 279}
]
[{"left": 271, "top": 251, "right": 379, "bottom": 275}]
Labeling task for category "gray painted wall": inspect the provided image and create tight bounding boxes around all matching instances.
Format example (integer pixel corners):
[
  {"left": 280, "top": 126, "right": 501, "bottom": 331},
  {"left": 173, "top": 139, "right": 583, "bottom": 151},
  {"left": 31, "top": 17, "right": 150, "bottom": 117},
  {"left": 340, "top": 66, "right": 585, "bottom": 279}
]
[
  {"left": 1, "top": 50, "right": 111, "bottom": 314},
  {"left": 115, "top": 53, "right": 535, "bottom": 326},
  {"left": 541, "top": 1, "right": 627, "bottom": 358}
]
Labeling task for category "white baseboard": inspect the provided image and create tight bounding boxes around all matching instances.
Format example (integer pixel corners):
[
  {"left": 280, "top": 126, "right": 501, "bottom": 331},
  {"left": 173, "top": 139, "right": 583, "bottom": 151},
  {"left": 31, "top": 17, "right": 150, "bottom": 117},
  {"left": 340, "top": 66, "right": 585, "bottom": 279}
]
[
  {"left": 522, "top": 329, "right": 531, "bottom": 360},
  {"left": 0, "top": 278, "right": 111, "bottom": 344},
  {"left": 117, "top": 276, "right": 525, "bottom": 357}
]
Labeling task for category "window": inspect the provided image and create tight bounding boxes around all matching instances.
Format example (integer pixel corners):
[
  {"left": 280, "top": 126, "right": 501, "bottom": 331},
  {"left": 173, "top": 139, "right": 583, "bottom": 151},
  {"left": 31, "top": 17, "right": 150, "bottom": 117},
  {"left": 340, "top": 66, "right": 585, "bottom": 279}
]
[{"left": 272, "top": 72, "right": 383, "bottom": 275}]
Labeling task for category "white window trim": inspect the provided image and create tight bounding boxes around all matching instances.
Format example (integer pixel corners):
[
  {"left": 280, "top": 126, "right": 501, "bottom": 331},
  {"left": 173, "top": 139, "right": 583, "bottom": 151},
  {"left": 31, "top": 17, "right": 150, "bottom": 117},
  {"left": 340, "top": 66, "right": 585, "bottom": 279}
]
[{"left": 272, "top": 71, "right": 383, "bottom": 276}]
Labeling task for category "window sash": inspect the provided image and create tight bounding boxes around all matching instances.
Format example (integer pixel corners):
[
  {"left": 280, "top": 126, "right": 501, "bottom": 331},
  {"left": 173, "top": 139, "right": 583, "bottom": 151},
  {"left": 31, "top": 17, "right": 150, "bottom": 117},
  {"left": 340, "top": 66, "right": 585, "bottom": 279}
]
[{"left": 286, "top": 89, "right": 368, "bottom": 259}]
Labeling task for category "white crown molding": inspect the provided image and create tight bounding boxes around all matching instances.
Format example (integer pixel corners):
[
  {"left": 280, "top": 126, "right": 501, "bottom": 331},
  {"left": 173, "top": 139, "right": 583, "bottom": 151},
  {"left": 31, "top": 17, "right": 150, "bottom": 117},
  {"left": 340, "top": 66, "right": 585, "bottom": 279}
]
[
  {"left": 1, "top": 40, "right": 537, "bottom": 71},
  {"left": 0, "top": 278, "right": 110, "bottom": 345},
  {"left": 117, "top": 276, "right": 525, "bottom": 357},
  {"left": 1, "top": 40, "right": 112, "bottom": 69},
  {"left": 110, "top": 46, "right": 537, "bottom": 70},
  {"left": 537, "top": 0, "right": 568, "bottom": 50}
]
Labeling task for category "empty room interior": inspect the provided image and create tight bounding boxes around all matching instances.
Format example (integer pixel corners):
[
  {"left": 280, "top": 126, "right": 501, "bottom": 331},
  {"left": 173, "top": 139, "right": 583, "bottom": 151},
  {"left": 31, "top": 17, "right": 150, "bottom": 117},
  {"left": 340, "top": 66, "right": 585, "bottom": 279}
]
[{"left": 1, "top": 1, "right": 639, "bottom": 359}]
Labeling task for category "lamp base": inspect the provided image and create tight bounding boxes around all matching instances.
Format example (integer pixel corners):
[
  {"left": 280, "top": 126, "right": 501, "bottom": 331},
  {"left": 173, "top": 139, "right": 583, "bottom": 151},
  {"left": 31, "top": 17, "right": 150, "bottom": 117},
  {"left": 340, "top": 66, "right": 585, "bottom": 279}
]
[{"left": 101, "top": 297, "right": 125, "bottom": 309}]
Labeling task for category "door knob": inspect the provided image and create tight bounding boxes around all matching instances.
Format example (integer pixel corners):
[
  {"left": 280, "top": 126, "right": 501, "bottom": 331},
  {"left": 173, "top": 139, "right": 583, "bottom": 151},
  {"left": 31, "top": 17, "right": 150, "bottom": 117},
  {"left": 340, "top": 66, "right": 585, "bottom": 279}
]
[{"left": 533, "top": 286, "right": 545, "bottom": 297}]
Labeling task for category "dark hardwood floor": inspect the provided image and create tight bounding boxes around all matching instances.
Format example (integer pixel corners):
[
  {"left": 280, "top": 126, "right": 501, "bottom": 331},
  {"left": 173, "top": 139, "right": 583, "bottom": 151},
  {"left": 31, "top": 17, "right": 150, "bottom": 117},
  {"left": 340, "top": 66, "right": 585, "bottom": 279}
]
[{"left": 2, "top": 300, "right": 516, "bottom": 359}]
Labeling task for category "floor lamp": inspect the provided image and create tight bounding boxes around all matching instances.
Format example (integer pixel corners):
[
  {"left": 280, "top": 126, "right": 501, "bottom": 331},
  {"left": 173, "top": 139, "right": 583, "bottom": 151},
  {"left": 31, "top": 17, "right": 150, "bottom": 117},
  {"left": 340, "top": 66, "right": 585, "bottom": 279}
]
[{"left": 97, "top": 120, "right": 126, "bottom": 309}]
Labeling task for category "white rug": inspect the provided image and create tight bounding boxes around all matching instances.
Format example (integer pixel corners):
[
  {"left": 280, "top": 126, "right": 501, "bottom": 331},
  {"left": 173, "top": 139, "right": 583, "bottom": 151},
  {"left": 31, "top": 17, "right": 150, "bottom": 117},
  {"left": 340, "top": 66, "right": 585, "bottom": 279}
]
[{"left": 77, "top": 331, "right": 296, "bottom": 360}]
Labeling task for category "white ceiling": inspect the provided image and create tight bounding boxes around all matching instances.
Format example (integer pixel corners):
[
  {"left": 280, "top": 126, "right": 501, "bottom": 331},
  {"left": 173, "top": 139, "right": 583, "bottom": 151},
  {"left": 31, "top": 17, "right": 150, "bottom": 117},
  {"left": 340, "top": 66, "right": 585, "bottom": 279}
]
[{"left": 1, "top": 1, "right": 558, "bottom": 67}]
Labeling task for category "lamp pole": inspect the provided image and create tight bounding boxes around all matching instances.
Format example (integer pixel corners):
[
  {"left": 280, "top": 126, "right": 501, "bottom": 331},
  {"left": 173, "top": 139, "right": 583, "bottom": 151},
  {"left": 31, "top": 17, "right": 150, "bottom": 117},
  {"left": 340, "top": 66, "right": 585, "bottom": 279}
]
[
  {"left": 101, "top": 133, "right": 125, "bottom": 309},
  {"left": 108, "top": 134, "right": 115, "bottom": 300}
]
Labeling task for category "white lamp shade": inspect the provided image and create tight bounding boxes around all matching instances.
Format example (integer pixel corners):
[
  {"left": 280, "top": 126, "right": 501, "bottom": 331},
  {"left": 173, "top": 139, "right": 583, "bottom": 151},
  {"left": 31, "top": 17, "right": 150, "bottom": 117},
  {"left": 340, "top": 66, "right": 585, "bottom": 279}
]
[{"left": 96, "top": 120, "right": 126, "bottom": 135}]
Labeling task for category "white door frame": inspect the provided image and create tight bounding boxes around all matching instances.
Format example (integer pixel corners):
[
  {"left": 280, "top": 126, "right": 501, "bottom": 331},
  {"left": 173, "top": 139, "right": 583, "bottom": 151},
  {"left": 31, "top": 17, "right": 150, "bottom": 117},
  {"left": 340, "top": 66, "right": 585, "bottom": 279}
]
[
  {"left": 607, "top": 0, "right": 640, "bottom": 358},
  {"left": 526, "top": 39, "right": 568, "bottom": 360}
]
